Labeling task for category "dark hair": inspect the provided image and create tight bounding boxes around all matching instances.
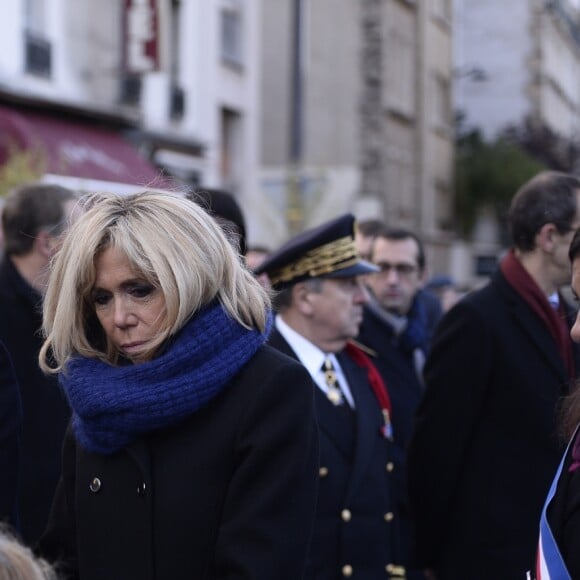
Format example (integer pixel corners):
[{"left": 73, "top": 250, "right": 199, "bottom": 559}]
[
  {"left": 272, "top": 278, "right": 323, "bottom": 312},
  {"left": 372, "top": 226, "right": 426, "bottom": 271},
  {"left": 509, "top": 171, "right": 580, "bottom": 252},
  {"left": 357, "top": 218, "right": 386, "bottom": 238},
  {"left": 188, "top": 188, "right": 247, "bottom": 255},
  {"left": 2, "top": 183, "right": 77, "bottom": 256}
]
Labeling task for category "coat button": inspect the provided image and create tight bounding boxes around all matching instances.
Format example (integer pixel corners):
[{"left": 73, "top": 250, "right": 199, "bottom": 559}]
[
  {"left": 386, "top": 563, "right": 406, "bottom": 577},
  {"left": 341, "top": 509, "right": 352, "bottom": 522},
  {"left": 386, "top": 462, "right": 394, "bottom": 472},
  {"left": 319, "top": 466, "right": 329, "bottom": 477},
  {"left": 384, "top": 511, "right": 394, "bottom": 522},
  {"left": 136, "top": 482, "right": 147, "bottom": 495},
  {"left": 342, "top": 564, "right": 353, "bottom": 577},
  {"left": 89, "top": 477, "right": 101, "bottom": 493}
]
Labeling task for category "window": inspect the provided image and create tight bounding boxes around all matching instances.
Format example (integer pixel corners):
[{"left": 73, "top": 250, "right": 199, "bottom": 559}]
[
  {"left": 220, "top": 1, "right": 243, "bottom": 67},
  {"left": 24, "top": 0, "right": 51, "bottom": 76},
  {"left": 432, "top": 75, "right": 451, "bottom": 128}
]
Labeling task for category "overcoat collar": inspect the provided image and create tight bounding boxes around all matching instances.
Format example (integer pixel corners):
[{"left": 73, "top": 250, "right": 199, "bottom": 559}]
[{"left": 494, "top": 269, "right": 579, "bottom": 392}]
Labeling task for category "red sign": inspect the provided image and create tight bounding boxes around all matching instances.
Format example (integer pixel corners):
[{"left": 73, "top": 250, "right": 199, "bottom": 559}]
[{"left": 123, "top": 0, "right": 159, "bottom": 73}]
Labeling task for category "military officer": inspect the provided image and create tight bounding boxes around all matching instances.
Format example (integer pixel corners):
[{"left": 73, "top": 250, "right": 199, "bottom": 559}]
[{"left": 256, "top": 214, "right": 406, "bottom": 580}]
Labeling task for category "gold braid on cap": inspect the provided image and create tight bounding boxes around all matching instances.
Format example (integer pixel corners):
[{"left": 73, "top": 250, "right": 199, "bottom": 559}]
[{"left": 269, "top": 235, "right": 359, "bottom": 286}]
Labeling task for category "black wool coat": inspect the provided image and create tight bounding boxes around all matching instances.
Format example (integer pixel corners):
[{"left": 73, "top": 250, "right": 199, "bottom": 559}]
[
  {"left": 356, "top": 304, "right": 428, "bottom": 576},
  {"left": 0, "top": 257, "right": 71, "bottom": 544},
  {"left": 0, "top": 340, "right": 21, "bottom": 528},
  {"left": 269, "top": 329, "right": 402, "bottom": 580},
  {"left": 38, "top": 346, "right": 319, "bottom": 580},
  {"left": 407, "top": 269, "right": 580, "bottom": 580}
]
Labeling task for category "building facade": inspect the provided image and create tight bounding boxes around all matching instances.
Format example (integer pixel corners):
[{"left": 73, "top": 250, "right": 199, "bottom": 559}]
[
  {"left": 454, "top": 0, "right": 580, "bottom": 285},
  {"left": 0, "top": 0, "right": 261, "bottom": 215},
  {"left": 257, "top": 0, "right": 455, "bottom": 274}
]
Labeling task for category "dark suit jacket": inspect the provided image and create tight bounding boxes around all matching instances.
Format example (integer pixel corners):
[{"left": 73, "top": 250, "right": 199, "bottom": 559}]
[
  {"left": 38, "top": 346, "right": 319, "bottom": 580},
  {"left": 357, "top": 304, "right": 427, "bottom": 575},
  {"left": 269, "top": 329, "right": 401, "bottom": 580},
  {"left": 407, "top": 269, "right": 580, "bottom": 580},
  {"left": 0, "top": 257, "right": 71, "bottom": 544},
  {"left": 0, "top": 341, "right": 21, "bottom": 528}
]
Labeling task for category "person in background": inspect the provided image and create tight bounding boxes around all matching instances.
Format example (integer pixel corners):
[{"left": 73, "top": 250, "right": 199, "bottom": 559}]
[
  {"left": 257, "top": 214, "right": 406, "bottom": 580},
  {"left": 37, "top": 191, "right": 318, "bottom": 580},
  {"left": 533, "top": 227, "right": 580, "bottom": 578},
  {"left": 0, "top": 342, "right": 21, "bottom": 531},
  {"left": 189, "top": 188, "right": 248, "bottom": 256},
  {"left": 408, "top": 171, "right": 580, "bottom": 580},
  {"left": 0, "top": 527, "right": 56, "bottom": 580},
  {"left": 246, "top": 246, "right": 272, "bottom": 290},
  {"left": 0, "top": 183, "right": 78, "bottom": 544},
  {"left": 356, "top": 226, "right": 438, "bottom": 580},
  {"left": 424, "top": 275, "right": 463, "bottom": 313},
  {"left": 245, "top": 245, "right": 271, "bottom": 273}
]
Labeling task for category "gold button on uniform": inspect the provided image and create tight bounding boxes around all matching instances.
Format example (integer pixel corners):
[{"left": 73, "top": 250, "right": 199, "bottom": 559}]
[
  {"left": 89, "top": 477, "right": 101, "bottom": 493},
  {"left": 384, "top": 511, "right": 394, "bottom": 522},
  {"left": 386, "top": 462, "right": 394, "bottom": 472},
  {"left": 342, "top": 564, "right": 353, "bottom": 577},
  {"left": 319, "top": 466, "right": 329, "bottom": 477},
  {"left": 386, "top": 563, "right": 406, "bottom": 577},
  {"left": 341, "top": 509, "right": 352, "bottom": 522}
]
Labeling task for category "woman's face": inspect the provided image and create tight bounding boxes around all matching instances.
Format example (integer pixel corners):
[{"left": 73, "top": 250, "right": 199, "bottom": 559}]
[{"left": 92, "top": 246, "right": 166, "bottom": 363}]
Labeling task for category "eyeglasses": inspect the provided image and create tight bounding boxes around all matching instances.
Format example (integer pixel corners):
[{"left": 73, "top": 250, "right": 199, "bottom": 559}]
[{"left": 375, "top": 262, "right": 418, "bottom": 277}]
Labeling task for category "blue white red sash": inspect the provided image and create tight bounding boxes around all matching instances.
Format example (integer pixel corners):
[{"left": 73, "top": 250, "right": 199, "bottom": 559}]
[{"left": 533, "top": 430, "right": 578, "bottom": 580}]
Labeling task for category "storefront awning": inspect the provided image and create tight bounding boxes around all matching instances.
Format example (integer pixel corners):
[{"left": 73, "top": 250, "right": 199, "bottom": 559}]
[{"left": 0, "top": 104, "right": 164, "bottom": 187}]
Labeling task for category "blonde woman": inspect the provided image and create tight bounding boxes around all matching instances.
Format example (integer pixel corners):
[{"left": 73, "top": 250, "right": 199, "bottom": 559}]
[
  {"left": 37, "top": 191, "right": 318, "bottom": 580},
  {"left": 0, "top": 528, "right": 56, "bottom": 580}
]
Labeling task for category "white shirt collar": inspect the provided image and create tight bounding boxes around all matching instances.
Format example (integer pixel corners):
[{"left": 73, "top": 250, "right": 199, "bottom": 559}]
[{"left": 275, "top": 314, "right": 326, "bottom": 377}]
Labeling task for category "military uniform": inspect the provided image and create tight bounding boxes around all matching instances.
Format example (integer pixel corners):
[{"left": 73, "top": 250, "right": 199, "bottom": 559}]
[{"left": 257, "top": 214, "right": 406, "bottom": 579}]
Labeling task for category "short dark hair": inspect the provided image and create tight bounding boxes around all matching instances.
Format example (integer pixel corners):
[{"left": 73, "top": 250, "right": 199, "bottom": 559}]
[
  {"left": 357, "top": 218, "right": 386, "bottom": 238},
  {"left": 188, "top": 188, "right": 247, "bottom": 255},
  {"left": 2, "top": 183, "right": 77, "bottom": 256},
  {"left": 372, "top": 227, "right": 426, "bottom": 271},
  {"left": 509, "top": 171, "right": 580, "bottom": 252},
  {"left": 272, "top": 278, "right": 323, "bottom": 313}
]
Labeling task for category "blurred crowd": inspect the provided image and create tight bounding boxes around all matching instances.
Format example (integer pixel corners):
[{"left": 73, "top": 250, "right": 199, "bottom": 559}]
[{"left": 1, "top": 171, "right": 580, "bottom": 579}]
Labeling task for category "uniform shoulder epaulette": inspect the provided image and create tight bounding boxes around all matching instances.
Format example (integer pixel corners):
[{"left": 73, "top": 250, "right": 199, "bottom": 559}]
[{"left": 348, "top": 339, "right": 377, "bottom": 358}]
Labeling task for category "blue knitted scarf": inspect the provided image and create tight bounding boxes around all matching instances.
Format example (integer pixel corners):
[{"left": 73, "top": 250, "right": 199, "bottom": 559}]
[{"left": 60, "top": 303, "right": 272, "bottom": 454}]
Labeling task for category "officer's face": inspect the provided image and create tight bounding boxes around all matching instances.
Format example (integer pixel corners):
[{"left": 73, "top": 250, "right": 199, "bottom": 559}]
[
  {"left": 365, "top": 237, "right": 424, "bottom": 316},
  {"left": 305, "top": 277, "right": 369, "bottom": 352}
]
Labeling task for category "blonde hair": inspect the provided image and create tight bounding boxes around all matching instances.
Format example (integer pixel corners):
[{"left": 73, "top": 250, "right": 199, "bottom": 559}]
[
  {"left": 0, "top": 529, "right": 57, "bottom": 580},
  {"left": 39, "top": 191, "right": 270, "bottom": 372}
]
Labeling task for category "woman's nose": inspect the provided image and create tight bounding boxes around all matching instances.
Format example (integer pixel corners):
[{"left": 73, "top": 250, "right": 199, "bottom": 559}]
[{"left": 113, "top": 298, "right": 135, "bottom": 328}]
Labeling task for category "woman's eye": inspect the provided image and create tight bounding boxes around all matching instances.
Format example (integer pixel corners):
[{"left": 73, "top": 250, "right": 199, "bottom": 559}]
[
  {"left": 130, "top": 284, "right": 154, "bottom": 298},
  {"left": 93, "top": 292, "right": 110, "bottom": 306}
]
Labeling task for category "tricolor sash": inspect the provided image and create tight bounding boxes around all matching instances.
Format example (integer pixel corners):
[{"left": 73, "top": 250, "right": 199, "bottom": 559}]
[{"left": 532, "top": 429, "right": 579, "bottom": 580}]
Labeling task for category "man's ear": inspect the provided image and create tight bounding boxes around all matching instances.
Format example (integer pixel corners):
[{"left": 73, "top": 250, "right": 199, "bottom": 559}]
[
  {"left": 536, "top": 222, "right": 558, "bottom": 253},
  {"left": 34, "top": 230, "right": 54, "bottom": 259},
  {"left": 293, "top": 282, "right": 316, "bottom": 316}
]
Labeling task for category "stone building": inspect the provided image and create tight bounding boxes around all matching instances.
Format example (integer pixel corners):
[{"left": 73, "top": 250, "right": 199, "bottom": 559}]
[{"left": 257, "top": 0, "right": 455, "bottom": 274}]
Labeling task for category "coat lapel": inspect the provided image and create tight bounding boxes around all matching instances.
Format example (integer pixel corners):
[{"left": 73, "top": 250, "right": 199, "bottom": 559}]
[
  {"left": 498, "top": 274, "right": 571, "bottom": 388},
  {"left": 268, "top": 328, "right": 354, "bottom": 458}
]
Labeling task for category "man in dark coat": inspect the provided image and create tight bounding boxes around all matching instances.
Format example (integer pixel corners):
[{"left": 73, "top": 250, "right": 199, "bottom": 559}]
[
  {"left": 0, "top": 341, "right": 21, "bottom": 529},
  {"left": 357, "top": 227, "right": 439, "bottom": 580},
  {"left": 407, "top": 171, "right": 580, "bottom": 580},
  {"left": 257, "top": 214, "right": 406, "bottom": 580},
  {"left": 0, "top": 183, "right": 77, "bottom": 543}
]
